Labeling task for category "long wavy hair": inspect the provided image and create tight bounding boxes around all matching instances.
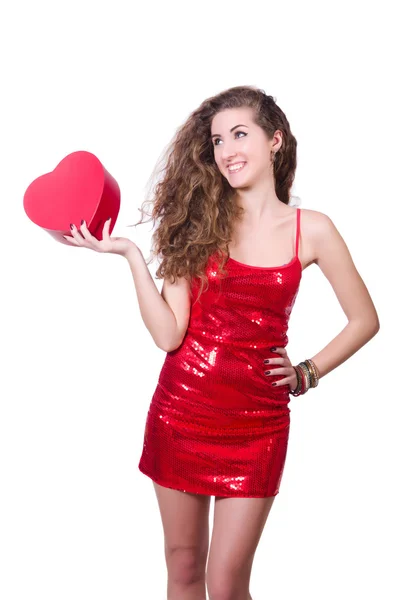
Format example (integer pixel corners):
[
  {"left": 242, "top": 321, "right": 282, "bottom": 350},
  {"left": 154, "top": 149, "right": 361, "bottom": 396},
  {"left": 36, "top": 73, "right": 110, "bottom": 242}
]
[{"left": 127, "top": 85, "right": 298, "bottom": 303}]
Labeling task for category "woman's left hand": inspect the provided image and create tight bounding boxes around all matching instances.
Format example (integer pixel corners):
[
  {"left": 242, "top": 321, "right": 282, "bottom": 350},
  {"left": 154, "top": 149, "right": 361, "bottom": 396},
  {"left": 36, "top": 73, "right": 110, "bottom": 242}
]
[{"left": 264, "top": 347, "right": 297, "bottom": 393}]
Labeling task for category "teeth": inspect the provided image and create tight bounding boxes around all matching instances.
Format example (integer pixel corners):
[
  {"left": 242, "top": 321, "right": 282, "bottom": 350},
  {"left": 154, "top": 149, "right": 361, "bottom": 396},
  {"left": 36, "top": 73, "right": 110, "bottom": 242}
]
[{"left": 228, "top": 162, "right": 245, "bottom": 172}]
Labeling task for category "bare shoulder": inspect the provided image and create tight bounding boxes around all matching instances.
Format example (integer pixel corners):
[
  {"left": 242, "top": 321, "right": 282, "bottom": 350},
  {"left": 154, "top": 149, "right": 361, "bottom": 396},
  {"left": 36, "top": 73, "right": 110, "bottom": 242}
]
[
  {"left": 299, "top": 207, "right": 335, "bottom": 236},
  {"left": 299, "top": 208, "right": 344, "bottom": 266},
  {"left": 298, "top": 207, "right": 379, "bottom": 331},
  {"left": 299, "top": 207, "right": 354, "bottom": 277}
]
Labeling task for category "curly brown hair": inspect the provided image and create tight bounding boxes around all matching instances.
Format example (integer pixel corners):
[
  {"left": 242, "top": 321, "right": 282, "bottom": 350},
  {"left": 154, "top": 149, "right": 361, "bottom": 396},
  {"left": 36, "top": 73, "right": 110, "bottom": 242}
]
[{"left": 127, "top": 85, "right": 298, "bottom": 303}]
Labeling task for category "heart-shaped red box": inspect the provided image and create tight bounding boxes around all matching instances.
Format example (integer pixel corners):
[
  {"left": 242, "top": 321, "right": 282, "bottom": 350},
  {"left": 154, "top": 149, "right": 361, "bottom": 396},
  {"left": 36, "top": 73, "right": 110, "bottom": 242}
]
[{"left": 23, "top": 151, "right": 120, "bottom": 245}]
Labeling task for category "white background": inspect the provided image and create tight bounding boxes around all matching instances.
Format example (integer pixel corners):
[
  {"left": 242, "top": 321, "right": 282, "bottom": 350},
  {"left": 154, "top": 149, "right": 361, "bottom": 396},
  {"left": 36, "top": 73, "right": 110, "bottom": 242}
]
[{"left": 1, "top": 1, "right": 395, "bottom": 598}]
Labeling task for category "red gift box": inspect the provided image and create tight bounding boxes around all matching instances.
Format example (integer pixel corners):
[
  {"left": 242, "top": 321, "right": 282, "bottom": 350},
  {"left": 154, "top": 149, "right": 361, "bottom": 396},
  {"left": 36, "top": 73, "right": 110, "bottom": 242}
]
[{"left": 23, "top": 151, "right": 120, "bottom": 245}]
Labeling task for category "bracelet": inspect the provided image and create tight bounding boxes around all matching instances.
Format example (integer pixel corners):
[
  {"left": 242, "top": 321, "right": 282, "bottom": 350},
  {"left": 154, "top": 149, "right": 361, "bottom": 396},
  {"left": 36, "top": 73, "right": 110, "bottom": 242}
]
[
  {"left": 291, "top": 365, "right": 305, "bottom": 396},
  {"left": 291, "top": 366, "right": 302, "bottom": 395},
  {"left": 299, "top": 362, "right": 311, "bottom": 391},
  {"left": 290, "top": 359, "right": 320, "bottom": 396},
  {"left": 306, "top": 359, "right": 320, "bottom": 386}
]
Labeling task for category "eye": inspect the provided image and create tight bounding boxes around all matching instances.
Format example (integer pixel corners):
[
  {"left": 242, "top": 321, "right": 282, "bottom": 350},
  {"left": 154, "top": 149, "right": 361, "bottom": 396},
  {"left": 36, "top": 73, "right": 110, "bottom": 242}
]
[{"left": 213, "top": 130, "right": 247, "bottom": 146}]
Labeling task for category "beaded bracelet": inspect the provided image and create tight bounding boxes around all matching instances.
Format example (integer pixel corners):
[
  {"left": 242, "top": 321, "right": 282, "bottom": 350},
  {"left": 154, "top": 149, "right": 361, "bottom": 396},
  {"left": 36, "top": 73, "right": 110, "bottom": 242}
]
[
  {"left": 306, "top": 359, "right": 320, "bottom": 387},
  {"left": 290, "top": 359, "right": 320, "bottom": 396}
]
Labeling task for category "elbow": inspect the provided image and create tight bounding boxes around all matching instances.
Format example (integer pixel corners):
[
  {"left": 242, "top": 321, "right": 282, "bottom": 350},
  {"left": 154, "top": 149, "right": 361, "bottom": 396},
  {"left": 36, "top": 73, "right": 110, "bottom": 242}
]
[
  {"left": 167, "top": 339, "right": 184, "bottom": 352},
  {"left": 348, "top": 315, "right": 380, "bottom": 343},
  {"left": 160, "top": 328, "right": 187, "bottom": 352},
  {"left": 371, "top": 310, "right": 380, "bottom": 335},
  {"left": 373, "top": 318, "right": 380, "bottom": 336},
  {"left": 366, "top": 316, "right": 380, "bottom": 339},
  {"left": 157, "top": 338, "right": 183, "bottom": 353},
  {"left": 353, "top": 311, "right": 380, "bottom": 337}
]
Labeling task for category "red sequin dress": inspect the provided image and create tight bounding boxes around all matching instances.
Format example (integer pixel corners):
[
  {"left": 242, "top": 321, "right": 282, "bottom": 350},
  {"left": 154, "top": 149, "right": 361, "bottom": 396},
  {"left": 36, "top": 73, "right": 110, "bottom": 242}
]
[{"left": 139, "top": 208, "right": 302, "bottom": 497}]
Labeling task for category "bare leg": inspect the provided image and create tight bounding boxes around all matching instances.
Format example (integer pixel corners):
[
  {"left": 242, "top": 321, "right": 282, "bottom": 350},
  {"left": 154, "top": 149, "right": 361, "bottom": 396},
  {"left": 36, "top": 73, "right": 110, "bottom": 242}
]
[
  {"left": 206, "top": 494, "right": 276, "bottom": 600},
  {"left": 153, "top": 481, "right": 211, "bottom": 600}
]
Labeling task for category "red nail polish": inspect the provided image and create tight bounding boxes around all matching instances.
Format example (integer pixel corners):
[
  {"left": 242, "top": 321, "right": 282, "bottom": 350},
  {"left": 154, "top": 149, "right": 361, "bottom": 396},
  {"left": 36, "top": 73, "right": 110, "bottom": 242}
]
[{"left": 271, "top": 382, "right": 277, "bottom": 386}]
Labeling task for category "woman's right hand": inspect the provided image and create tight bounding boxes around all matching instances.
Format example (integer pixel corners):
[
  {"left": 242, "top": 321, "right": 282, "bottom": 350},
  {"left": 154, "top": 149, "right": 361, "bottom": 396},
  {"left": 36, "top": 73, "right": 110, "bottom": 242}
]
[{"left": 63, "top": 218, "right": 137, "bottom": 258}]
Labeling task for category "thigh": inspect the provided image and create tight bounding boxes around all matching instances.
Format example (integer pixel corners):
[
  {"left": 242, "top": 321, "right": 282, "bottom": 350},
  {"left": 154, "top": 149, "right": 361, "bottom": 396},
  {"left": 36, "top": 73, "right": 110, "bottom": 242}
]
[
  {"left": 207, "top": 495, "right": 276, "bottom": 587},
  {"left": 153, "top": 481, "right": 211, "bottom": 566}
]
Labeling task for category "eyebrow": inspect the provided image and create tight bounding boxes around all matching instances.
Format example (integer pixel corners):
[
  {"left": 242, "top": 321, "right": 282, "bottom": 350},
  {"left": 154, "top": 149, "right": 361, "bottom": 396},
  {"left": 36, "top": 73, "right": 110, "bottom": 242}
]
[{"left": 210, "top": 124, "right": 248, "bottom": 139}]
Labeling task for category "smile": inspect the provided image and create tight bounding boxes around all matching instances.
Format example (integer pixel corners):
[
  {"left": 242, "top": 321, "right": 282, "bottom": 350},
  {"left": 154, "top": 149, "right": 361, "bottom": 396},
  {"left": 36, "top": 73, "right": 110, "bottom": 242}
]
[{"left": 227, "top": 162, "right": 246, "bottom": 174}]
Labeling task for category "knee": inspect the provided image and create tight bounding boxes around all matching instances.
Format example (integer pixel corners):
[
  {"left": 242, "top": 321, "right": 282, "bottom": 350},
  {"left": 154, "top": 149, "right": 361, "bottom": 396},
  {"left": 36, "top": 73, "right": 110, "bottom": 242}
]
[
  {"left": 207, "top": 566, "right": 250, "bottom": 600},
  {"left": 165, "top": 545, "right": 206, "bottom": 586},
  {"left": 207, "top": 579, "right": 240, "bottom": 600}
]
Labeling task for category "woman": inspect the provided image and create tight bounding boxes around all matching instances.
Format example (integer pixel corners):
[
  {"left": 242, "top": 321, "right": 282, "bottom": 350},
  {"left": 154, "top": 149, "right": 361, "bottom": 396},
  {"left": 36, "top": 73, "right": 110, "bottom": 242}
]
[{"left": 64, "top": 85, "right": 380, "bottom": 600}]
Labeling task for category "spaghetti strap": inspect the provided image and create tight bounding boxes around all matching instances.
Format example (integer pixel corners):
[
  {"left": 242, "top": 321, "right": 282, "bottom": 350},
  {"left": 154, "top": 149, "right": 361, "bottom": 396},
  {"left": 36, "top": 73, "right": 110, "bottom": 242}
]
[{"left": 295, "top": 208, "right": 301, "bottom": 258}]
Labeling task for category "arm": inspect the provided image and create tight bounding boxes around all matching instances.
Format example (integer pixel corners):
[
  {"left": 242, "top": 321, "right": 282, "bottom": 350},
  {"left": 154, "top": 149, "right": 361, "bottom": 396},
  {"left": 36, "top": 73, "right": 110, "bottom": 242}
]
[
  {"left": 305, "top": 211, "right": 380, "bottom": 379},
  {"left": 125, "top": 246, "right": 191, "bottom": 352}
]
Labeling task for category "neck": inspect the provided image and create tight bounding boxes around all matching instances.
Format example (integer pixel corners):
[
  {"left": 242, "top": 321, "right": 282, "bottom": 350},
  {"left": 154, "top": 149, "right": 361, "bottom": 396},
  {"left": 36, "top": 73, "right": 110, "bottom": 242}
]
[{"left": 233, "top": 182, "right": 286, "bottom": 222}]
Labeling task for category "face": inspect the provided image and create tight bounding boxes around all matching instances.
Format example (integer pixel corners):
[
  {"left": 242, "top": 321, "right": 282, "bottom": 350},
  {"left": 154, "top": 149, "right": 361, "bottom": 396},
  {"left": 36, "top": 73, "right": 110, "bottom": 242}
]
[{"left": 210, "top": 106, "right": 281, "bottom": 188}]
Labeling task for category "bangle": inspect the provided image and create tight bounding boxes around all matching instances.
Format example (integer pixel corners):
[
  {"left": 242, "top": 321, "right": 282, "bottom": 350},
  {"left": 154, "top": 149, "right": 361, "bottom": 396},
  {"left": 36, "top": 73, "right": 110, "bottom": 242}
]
[
  {"left": 298, "top": 362, "right": 311, "bottom": 392},
  {"left": 289, "top": 359, "right": 321, "bottom": 396},
  {"left": 306, "top": 359, "right": 320, "bottom": 386},
  {"left": 291, "top": 365, "right": 305, "bottom": 396},
  {"left": 304, "top": 360, "right": 316, "bottom": 387},
  {"left": 290, "top": 366, "right": 302, "bottom": 395}
]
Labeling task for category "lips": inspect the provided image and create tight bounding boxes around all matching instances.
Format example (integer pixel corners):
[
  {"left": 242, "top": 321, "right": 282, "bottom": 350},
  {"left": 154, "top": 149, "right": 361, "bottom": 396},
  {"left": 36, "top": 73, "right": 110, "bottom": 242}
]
[{"left": 227, "top": 161, "right": 246, "bottom": 174}]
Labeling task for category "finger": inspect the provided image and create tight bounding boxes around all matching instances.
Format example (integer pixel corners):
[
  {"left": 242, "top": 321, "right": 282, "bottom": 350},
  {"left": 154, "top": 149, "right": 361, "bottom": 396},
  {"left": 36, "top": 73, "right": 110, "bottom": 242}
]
[
  {"left": 80, "top": 220, "right": 100, "bottom": 244},
  {"left": 264, "top": 367, "right": 291, "bottom": 377},
  {"left": 270, "top": 376, "right": 293, "bottom": 387},
  {"left": 102, "top": 218, "right": 111, "bottom": 240},
  {"left": 263, "top": 357, "right": 286, "bottom": 366},
  {"left": 63, "top": 234, "right": 78, "bottom": 244},
  {"left": 277, "top": 347, "right": 292, "bottom": 366},
  {"left": 273, "top": 347, "right": 287, "bottom": 355},
  {"left": 69, "top": 224, "right": 86, "bottom": 245}
]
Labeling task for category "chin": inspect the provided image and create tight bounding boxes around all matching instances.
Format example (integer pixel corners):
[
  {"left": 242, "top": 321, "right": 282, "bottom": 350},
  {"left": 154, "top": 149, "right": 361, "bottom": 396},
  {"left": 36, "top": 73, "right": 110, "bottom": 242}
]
[{"left": 228, "top": 175, "right": 252, "bottom": 189}]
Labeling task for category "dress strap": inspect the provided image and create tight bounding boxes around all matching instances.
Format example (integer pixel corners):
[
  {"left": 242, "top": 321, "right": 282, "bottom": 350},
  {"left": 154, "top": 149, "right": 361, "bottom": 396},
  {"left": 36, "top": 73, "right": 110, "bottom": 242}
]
[{"left": 295, "top": 208, "right": 301, "bottom": 258}]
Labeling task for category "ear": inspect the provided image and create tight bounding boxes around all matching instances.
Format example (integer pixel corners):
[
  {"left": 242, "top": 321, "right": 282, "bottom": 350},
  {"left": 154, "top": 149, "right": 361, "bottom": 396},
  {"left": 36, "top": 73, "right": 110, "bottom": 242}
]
[{"left": 272, "top": 130, "right": 283, "bottom": 152}]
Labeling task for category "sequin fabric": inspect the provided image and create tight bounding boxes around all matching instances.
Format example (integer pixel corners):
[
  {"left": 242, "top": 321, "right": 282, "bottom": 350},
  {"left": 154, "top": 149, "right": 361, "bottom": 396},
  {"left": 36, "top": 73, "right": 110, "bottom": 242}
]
[{"left": 139, "top": 208, "right": 302, "bottom": 497}]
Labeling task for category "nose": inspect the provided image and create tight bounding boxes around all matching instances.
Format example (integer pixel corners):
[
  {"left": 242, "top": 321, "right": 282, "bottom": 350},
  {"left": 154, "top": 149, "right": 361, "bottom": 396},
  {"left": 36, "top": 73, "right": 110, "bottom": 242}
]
[{"left": 220, "top": 142, "right": 238, "bottom": 162}]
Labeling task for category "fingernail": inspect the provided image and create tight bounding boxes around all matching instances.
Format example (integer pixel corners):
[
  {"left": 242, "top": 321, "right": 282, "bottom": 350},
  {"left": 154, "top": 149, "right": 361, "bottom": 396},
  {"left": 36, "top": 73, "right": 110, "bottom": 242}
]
[
  {"left": 81, "top": 219, "right": 85, "bottom": 225},
  {"left": 265, "top": 371, "right": 271, "bottom": 375},
  {"left": 270, "top": 347, "right": 276, "bottom": 352},
  {"left": 70, "top": 223, "right": 74, "bottom": 229},
  {"left": 264, "top": 359, "right": 269, "bottom": 364},
  {"left": 271, "top": 382, "right": 277, "bottom": 386}
]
